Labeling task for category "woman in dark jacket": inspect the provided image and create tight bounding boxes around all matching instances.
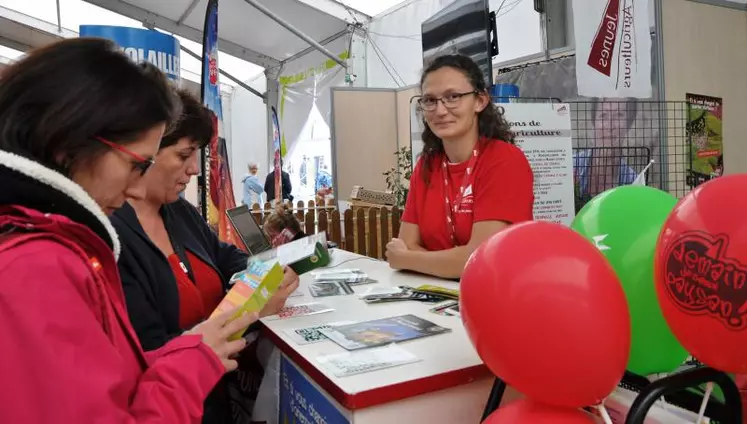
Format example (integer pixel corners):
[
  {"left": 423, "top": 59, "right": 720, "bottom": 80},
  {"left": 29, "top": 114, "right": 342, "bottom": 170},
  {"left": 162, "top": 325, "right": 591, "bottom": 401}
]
[{"left": 111, "top": 89, "right": 298, "bottom": 424}]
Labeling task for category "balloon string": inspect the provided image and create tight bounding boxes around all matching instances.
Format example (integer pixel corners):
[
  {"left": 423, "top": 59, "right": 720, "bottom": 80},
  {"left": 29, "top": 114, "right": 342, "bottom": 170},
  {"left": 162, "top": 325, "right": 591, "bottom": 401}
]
[
  {"left": 696, "top": 382, "right": 713, "bottom": 423},
  {"left": 640, "top": 159, "right": 656, "bottom": 175},
  {"left": 597, "top": 403, "right": 613, "bottom": 424}
]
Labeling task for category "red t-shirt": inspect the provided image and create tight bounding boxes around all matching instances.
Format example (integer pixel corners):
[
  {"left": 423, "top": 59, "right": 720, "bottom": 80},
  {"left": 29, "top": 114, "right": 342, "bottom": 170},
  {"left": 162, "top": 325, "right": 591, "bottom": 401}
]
[
  {"left": 402, "top": 139, "right": 534, "bottom": 251},
  {"left": 168, "top": 251, "right": 224, "bottom": 329}
]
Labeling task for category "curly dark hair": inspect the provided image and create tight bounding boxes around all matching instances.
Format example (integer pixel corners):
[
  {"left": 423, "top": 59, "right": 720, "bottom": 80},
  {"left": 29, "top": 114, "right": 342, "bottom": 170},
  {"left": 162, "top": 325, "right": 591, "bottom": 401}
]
[{"left": 419, "top": 54, "right": 514, "bottom": 182}]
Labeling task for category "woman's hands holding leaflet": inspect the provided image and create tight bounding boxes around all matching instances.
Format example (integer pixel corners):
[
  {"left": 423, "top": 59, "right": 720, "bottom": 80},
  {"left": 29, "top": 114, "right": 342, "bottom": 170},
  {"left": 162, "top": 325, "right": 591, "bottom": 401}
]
[
  {"left": 186, "top": 308, "right": 257, "bottom": 372},
  {"left": 260, "top": 267, "right": 300, "bottom": 317}
]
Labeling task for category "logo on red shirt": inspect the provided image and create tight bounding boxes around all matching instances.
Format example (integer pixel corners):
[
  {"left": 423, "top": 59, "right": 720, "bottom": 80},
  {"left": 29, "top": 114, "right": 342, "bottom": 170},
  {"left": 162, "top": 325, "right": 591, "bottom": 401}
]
[{"left": 457, "top": 184, "right": 474, "bottom": 213}]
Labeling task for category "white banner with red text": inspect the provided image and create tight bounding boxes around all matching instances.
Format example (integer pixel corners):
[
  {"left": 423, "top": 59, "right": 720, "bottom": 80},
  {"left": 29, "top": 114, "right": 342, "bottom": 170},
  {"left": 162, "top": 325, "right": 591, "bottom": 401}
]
[{"left": 573, "top": 0, "right": 652, "bottom": 98}]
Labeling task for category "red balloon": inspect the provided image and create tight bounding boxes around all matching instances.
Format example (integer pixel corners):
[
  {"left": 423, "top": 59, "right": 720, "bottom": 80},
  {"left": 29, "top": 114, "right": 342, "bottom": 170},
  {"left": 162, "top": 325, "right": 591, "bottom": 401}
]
[
  {"left": 655, "top": 174, "right": 747, "bottom": 373},
  {"left": 484, "top": 399, "right": 597, "bottom": 423},
  {"left": 461, "top": 221, "right": 630, "bottom": 408}
]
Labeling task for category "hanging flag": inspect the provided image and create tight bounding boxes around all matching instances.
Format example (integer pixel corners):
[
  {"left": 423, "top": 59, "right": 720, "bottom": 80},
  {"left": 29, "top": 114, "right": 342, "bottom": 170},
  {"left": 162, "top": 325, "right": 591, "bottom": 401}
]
[
  {"left": 573, "top": 0, "right": 652, "bottom": 98},
  {"left": 200, "top": 0, "right": 240, "bottom": 245},
  {"left": 271, "top": 106, "right": 282, "bottom": 204}
]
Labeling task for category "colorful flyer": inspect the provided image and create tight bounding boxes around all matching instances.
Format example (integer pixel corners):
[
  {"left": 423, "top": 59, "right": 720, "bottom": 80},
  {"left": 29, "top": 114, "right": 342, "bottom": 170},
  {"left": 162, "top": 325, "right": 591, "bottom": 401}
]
[
  {"left": 210, "top": 259, "right": 284, "bottom": 340},
  {"left": 686, "top": 93, "right": 723, "bottom": 184}
]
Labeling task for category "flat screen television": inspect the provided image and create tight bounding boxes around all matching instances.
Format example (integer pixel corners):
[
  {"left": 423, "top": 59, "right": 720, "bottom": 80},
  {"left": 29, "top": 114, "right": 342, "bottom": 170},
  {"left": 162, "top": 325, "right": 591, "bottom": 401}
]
[{"left": 421, "top": 0, "right": 497, "bottom": 87}]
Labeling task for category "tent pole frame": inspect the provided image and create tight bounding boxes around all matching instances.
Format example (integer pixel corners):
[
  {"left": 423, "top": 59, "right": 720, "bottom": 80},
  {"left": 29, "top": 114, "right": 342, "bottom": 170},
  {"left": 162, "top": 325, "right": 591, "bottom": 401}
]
[{"left": 243, "top": 0, "right": 347, "bottom": 68}]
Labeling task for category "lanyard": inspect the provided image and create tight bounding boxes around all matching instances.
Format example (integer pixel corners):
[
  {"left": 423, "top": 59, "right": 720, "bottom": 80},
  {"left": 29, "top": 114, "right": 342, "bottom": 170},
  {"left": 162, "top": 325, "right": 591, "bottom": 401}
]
[{"left": 441, "top": 147, "right": 479, "bottom": 246}]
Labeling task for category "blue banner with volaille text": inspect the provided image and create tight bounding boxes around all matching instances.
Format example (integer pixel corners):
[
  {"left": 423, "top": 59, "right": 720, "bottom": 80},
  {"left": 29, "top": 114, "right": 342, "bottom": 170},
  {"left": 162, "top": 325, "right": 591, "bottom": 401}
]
[{"left": 79, "top": 25, "right": 180, "bottom": 82}]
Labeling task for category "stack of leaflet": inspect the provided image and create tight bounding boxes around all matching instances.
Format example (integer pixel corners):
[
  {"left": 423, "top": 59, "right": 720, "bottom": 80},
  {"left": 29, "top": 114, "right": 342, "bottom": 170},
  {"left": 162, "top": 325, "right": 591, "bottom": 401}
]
[
  {"left": 308, "top": 268, "right": 377, "bottom": 298},
  {"left": 360, "top": 284, "right": 459, "bottom": 304},
  {"left": 310, "top": 268, "right": 377, "bottom": 285}
]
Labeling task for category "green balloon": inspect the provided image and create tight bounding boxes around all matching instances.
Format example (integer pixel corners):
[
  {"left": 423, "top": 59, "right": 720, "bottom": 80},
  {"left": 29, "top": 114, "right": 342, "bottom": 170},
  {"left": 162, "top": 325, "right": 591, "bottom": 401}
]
[{"left": 571, "top": 185, "right": 688, "bottom": 376}]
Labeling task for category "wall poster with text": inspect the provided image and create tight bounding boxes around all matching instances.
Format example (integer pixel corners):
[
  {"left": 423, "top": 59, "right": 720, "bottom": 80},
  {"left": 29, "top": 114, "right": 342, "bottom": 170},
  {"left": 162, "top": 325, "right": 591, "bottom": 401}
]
[{"left": 502, "top": 103, "right": 576, "bottom": 226}]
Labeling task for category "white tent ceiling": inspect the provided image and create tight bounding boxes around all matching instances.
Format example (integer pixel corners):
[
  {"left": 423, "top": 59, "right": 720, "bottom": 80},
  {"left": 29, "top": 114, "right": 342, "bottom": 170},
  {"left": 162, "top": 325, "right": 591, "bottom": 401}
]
[
  {"left": 82, "top": 0, "right": 371, "bottom": 69},
  {"left": 0, "top": 5, "right": 75, "bottom": 53}
]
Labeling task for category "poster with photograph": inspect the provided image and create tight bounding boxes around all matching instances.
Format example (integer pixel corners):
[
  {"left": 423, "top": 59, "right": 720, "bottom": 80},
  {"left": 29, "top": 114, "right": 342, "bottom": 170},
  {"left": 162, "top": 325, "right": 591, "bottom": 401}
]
[
  {"left": 686, "top": 93, "right": 723, "bottom": 186},
  {"left": 492, "top": 50, "right": 669, "bottom": 209}
]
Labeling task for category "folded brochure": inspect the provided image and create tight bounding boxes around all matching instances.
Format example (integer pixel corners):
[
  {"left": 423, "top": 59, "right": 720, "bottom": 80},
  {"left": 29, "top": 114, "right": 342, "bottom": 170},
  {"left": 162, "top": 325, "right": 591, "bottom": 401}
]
[
  {"left": 320, "top": 314, "right": 451, "bottom": 350},
  {"left": 210, "top": 259, "right": 285, "bottom": 340},
  {"left": 254, "top": 232, "right": 330, "bottom": 275}
]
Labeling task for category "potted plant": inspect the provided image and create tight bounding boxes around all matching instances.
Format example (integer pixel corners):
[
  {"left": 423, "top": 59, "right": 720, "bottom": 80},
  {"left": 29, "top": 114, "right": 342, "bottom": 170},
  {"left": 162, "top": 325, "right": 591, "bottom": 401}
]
[{"left": 383, "top": 146, "right": 413, "bottom": 208}]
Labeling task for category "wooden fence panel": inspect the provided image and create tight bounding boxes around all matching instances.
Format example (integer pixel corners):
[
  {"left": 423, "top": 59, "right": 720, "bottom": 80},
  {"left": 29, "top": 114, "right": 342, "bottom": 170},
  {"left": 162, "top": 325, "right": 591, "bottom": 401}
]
[
  {"left": 329, "top": 210, "right": 342, "bottom": 246},
  {"left": 251, "top": 204, "right": 262, "bottom": 225},
  {"left": 304, "top": 210, "right": 315, "bottom": 236},
  {"left": 391, "top": 206, "right": 401, "bottom": 238},
  {"left": 379, "top": 208, "right": 390, "bottom": 259},
  {"left": 246, "top": 200, "right": 401, "bottom": 259},
  {"left": 355, "top": 208, "right": 366, "bottom": 256},
  {"left": 367, "top": 208, "right": 379, "bottom": 258},
  {"left": 318, "top": 210, "right": 329, "bottom": 237},
  {"left": 344, "top": 209, "right": 355, "bottom": 251},
  {"left": 295, "top": 201, "right": 304, "bottom": 221}
]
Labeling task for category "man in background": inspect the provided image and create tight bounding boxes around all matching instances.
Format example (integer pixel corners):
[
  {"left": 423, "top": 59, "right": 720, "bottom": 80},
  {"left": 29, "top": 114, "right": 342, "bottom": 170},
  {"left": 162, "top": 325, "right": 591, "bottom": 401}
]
[
  {"left": 264, "top": 160, "right": 293, "bottom": 204},
  {"left": 242, "top": 162, "right": 264, "bottom": 206}
]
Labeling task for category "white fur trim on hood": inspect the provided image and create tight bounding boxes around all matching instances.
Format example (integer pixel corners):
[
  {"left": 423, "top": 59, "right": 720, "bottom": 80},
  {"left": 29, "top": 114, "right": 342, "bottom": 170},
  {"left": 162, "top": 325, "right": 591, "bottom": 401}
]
[{"left": 0, "top": 149, "right": 121, "bottom": 260}]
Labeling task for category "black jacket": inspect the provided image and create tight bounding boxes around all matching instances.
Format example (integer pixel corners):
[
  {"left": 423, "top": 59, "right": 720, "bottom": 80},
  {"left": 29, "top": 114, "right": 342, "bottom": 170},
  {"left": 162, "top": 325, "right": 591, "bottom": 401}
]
[
  {"left": 112, "top": 198, "right": 258, "bottom": 424},
  {"left": 110, "top": 198, "right": 249, "bottom": 351},
  {"left": 264, "top": 170, "right": 293, "bottom": 202}
]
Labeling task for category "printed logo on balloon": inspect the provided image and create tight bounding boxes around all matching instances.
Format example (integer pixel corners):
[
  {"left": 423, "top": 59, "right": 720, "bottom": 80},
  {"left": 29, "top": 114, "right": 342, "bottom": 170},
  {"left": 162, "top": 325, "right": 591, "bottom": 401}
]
[{"left": 663, "top": 231, "right": 747, "bottom": 331}]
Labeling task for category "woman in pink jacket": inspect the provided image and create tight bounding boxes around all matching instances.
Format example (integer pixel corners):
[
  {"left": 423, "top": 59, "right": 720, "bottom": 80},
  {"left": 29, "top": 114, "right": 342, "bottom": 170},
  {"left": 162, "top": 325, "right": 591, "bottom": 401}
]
[{"left": 0, "top": 38, "right": 255, "bottom": 422}]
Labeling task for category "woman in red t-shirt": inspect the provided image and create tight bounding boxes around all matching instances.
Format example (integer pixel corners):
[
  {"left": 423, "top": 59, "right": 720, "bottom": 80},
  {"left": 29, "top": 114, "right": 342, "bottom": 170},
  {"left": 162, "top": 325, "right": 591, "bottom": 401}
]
[{"left": 385, "top": 54, "right": 534, "bottom": 279}]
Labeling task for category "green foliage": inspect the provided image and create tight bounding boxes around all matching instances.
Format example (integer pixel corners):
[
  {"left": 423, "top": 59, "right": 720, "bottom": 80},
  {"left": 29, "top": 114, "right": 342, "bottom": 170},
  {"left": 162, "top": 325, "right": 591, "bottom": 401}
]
[{"left": 383, "top": 146, "right": 413, "bottom": 208}]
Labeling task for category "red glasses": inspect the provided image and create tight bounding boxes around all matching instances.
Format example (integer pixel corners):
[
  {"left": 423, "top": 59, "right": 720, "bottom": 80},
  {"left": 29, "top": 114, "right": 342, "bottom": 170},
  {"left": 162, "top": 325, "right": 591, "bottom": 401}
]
[{"left": 94, "top": 137, "right": 155, "bottom": 175}]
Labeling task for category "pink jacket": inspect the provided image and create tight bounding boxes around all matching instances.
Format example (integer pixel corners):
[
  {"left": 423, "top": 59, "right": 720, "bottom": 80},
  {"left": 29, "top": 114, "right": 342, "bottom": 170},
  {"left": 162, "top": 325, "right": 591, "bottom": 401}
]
[{"left": 0, "top": 205, "right": 224, "bottom": 422}]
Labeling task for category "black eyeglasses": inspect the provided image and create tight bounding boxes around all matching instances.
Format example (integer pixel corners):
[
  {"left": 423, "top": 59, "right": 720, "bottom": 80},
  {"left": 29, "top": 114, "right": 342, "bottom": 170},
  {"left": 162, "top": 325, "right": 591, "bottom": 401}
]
[
  {"left": 94, "top": 136, "right": 155, "bottom": 176},
  {"left": 417, "top": 91, "right": 479, "bottom": 112}
]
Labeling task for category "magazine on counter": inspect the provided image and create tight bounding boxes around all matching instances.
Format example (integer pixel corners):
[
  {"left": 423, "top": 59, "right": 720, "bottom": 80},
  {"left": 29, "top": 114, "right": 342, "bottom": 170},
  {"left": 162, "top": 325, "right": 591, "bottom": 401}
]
[
  {"left": 319, "top": 314, "right": 451, "bottom": 351},
  {"left": 317, "top": 344, "right": 421, "bottom": 377}
]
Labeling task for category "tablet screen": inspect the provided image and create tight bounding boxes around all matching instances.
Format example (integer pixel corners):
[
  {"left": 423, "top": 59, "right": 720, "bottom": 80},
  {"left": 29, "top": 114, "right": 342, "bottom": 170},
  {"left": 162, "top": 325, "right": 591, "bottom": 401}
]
[{"left": 226, "top": 205, "right": 271, "bottom": 255}]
